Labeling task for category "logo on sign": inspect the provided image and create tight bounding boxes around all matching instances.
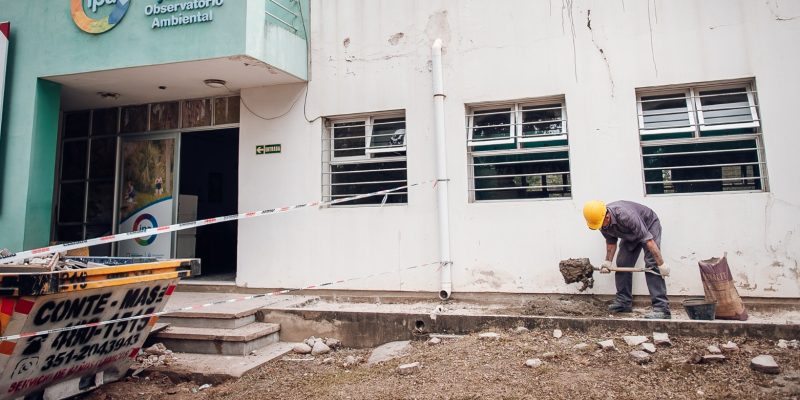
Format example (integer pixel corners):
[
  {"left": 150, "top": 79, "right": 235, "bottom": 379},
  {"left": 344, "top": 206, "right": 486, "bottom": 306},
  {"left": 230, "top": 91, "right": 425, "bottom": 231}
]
[
  {"left": 132, "top": 213, "right": 158, "bottom": 246},
  {"left": 71, "top": 0, "right": 131, "bottom": 34}
]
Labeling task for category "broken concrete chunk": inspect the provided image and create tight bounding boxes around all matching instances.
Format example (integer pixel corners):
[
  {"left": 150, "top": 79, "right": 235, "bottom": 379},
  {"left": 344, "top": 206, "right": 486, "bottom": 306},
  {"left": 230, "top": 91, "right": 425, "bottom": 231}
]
[
  {"left": 343, "top": 355, "right": 359, "bottom": 368},
  {"left": 641, "top": 343, "right": 657, "bottom": 354},
  {"left": 597, "top": 340, "right": 616, "bottom": 351},
  {"left": 721, "top": 341, "right": 739, "bottom": 352},
  {"left": 478, "top": 332, "right": 501, "bottom": 340},
  {"left": 623, "top": 336, "right": 649, "bottom": 347},
  {"left": 397, "top": 362, "right": 421, "bottom": 375},
  {"left": 553, "top": 329, "right": 563, "bottom": 339},
  {"left": 701, "top": 354, "right": 726, "bottom": 363},
  {"left": 367, "top": 341, "right": 411, "bottom": 365},
  {"left": 629, "top": 350, "right": 651, "bottom": 364},
  {"left": 525, "top": 358, "right": 543, "bottom": 368},
  {"left": 305, "top": 337, "right": 318, "bottom": 347},
  {"left": 707, "top": 345, "right": 722, "bottom": 354},
  {"left": 751, "top": 355, "right": 780, "bottom": 374},
  {"left": 322, "top": 357, "right": 334, "bottom": 364},
  {"left": 513, "top": 326, "right": 530, "bottom": 335},
  {"left": 653, "top": 332, "right": 672, "bottom": 346},
  {"left": 292, "top": 343, "right": 312, "bottom": 354},
  {"left": 427, "top": 337, "right": 442, "bottom": 346},
  {"left": 777, "top": 339, "right": 799, "bottom": 349},
  {"left": 311, "top": 341, "right": 331, "bottom": 356},
  {"left": 325, "top": 338, "right": 341, "bottom": 349}
]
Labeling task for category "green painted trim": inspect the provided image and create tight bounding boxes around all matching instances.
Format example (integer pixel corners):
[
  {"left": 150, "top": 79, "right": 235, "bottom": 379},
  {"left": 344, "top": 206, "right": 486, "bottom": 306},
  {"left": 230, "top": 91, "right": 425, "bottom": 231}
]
[{"left": 23, "top": 79, "right": 61, "bottom": 249}]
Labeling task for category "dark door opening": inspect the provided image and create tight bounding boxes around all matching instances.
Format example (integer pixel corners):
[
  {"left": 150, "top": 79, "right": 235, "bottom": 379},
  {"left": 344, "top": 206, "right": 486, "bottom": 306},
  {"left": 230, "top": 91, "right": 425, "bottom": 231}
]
[{"left": 178, "top": 128, "right": 238, "bottom": 280}]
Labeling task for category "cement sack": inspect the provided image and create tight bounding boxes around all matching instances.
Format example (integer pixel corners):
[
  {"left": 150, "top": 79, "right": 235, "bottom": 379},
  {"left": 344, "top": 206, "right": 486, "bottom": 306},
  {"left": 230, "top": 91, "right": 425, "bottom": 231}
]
[{"left": 698, "top": 255, "right": 748, "bottom": 321}]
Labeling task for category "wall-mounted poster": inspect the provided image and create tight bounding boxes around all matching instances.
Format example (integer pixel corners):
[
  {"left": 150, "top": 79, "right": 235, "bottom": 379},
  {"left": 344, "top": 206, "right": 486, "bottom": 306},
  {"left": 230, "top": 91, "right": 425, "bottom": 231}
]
[
  {"left": 118, "top": 137, "right": 175, "bottom": 258},
  {"left": 0, "top": 22, "right": 10, "bottom": 139}
]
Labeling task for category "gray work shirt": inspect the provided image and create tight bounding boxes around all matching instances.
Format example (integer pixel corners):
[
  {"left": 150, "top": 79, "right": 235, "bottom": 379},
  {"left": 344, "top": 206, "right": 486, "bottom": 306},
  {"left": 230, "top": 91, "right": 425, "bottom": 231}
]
[{"left": 601, "top": 201, "right": 662, "bottom": 250}]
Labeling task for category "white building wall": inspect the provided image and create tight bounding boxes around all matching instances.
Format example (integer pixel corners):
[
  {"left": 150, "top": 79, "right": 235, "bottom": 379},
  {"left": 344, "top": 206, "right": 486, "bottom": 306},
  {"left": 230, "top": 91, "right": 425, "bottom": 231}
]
[{"left": 236, "top": 0, "right": 800, "bottom": 298}]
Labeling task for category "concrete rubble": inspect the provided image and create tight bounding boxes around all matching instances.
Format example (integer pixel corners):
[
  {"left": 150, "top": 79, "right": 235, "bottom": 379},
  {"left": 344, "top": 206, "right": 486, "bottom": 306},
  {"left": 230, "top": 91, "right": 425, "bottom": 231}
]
[
  {"left": 597, "top": 340, "right": 616, "bottom": 351},
  {"left": 573, "top": 343, "right": 590, "bottom": 352},
  {"left": 707, "top": 345, "right": 722, "bottom": 354},
  {"left": 427, "top": 337, "right": 442, "bottom": 346},
  {"left": 750, "top": 355, "right": 781, "bottom": 374},
  {"left": 777, "top": 339, "right": 799, "bottom": 349},
  {"left": 721, "top": 341, "right": 739, "bottom": 352},
  {"left": 640, "top": 343, "right": 656, "bottom": 354},
  {"left": 623, "top": 336, "right": 648, "bottom": 347},
  {"left": 629, "top": 350, "right": 651, "bottom": 364},
  {"left": 367, "top": 341, "right": 412, "bottom": 365},
  {"left": 478, "top": 332, "right": 501, "bottom": 340},
  {"left": 397, "top": 362, "right": 421, "bottom": 375},
  {"left": 525, "top": 358, "right": 543, "bottom": 368},
  {"left": 553, "top": 329, "right": 563, "bottom": 339},
  {"left": 701, "top": 354, "right": 726, "bottom": 363},
  {"left": 132, "top": 343, "right": 176, "bottom": 376},
  {"left": 653, "top": 332, "right": 672, "bottom": 346}
]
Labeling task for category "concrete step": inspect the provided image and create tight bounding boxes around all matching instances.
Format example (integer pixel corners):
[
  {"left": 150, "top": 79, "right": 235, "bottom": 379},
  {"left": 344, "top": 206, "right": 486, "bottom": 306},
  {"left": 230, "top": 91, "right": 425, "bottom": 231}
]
[
  {"left": 146, "top": 342, "right": 297, "bottom": 385},
  {"left": 159, "top": 313, "right": 256, "bottom": 329},
  {"left": 154, "top": 322, "right": 280, "bottom": 356}
]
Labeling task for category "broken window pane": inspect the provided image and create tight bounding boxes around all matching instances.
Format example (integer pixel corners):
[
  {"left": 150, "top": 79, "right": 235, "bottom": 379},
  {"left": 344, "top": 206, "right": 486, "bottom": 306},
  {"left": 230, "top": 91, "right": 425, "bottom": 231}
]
[{"left": 369, "top": 117, "right": 406, "bottom": 157}]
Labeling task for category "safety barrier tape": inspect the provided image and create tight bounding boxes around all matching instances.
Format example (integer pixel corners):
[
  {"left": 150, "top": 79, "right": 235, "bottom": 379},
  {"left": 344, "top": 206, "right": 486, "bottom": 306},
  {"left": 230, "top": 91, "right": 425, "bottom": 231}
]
[
  {"left": 0, "top": 179, "right": 441, "bottom": 265},
  {"left": 0, "top": 260, "right": 442, "bottom": 341}
]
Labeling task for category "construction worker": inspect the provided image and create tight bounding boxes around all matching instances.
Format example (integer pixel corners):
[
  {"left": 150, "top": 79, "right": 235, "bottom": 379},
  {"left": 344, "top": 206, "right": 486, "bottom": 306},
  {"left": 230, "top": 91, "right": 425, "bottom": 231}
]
[{"left": 583, "top": 200, "right": 671, "bottom": 319}]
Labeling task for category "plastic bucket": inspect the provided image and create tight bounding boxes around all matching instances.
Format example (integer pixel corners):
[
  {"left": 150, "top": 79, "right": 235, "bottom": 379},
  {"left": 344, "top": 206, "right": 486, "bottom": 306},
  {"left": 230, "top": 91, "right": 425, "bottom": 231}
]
[{"left": 682, "top": 297, "right": 717, "bottom": 320}]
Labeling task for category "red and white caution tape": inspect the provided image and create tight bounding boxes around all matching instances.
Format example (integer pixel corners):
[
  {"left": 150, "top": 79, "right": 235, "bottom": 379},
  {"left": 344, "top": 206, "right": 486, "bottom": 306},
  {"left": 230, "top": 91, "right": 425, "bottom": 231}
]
[
  {"left": 0, "top": 179, "right": 441, "bottom": 265},
  {"left": 0, "top": 260, "right": 441, "bottom": 341}
]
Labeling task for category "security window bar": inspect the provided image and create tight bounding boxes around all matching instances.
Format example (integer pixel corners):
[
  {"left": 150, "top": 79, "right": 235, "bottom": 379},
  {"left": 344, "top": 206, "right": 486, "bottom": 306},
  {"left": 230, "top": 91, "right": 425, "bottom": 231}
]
[
  {"left": 466, "top": 99, "right": 571, "bottom": 201},
  {"left": 323, "top": 113, "right": 408, "bottom": 206},
  {"left": 637, "top": 82, "right": 767, "bottom": 195}
]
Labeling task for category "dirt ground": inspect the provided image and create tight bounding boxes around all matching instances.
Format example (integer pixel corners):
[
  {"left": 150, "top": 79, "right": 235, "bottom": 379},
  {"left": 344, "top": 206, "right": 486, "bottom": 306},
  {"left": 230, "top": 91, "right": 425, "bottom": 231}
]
[{"left": 82, "top": 328, "right": 799, "bottom": 400}]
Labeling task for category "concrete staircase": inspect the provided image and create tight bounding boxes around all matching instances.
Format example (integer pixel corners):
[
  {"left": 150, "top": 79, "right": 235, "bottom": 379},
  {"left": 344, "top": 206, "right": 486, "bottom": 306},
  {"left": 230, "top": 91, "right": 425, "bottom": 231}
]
[{"left": 154, "top": 294, "right": 282, "bottom": 356}]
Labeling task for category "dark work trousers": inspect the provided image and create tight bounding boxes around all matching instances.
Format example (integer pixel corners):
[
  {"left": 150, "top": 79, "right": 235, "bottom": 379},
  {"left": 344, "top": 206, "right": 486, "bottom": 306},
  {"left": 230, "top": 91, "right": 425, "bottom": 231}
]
[{"left": 615, "top": 238, "right": 670, "bottom": 312}]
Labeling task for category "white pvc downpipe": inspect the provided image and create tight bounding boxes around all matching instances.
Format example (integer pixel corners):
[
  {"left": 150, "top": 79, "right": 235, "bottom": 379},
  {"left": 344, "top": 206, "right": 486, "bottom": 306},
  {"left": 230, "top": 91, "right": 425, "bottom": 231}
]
[{"left": 432, "top": 38, "right": 452, "bottom": 300}]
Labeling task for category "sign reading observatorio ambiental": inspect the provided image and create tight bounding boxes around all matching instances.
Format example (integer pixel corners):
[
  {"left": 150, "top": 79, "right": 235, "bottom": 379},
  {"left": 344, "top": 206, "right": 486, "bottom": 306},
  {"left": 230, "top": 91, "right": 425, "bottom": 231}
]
[
  {"left": 256, "top": 144, "right": 281, "bottom": 155},
  {"left": 146, "top": 0, "right": 225, "bottom": 29}
]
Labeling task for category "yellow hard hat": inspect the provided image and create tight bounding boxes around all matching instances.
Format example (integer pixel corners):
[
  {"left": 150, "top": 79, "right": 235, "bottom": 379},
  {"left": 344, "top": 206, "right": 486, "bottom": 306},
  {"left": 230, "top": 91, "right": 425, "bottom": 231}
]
[{"left": 583, "top": 200, "right": 607, "bottom": 230}]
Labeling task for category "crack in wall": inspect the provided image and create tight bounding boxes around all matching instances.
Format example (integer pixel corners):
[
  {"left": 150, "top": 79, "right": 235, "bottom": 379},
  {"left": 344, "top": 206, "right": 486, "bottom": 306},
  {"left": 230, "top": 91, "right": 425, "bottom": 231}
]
[
  {"left": 647, "top": 0, "right": 659, "bottom": 77},
  {"left": 562, "top": 0, "right": 578, "bottom": 81},
  {"left": 586, "top": 10, "right": 615, "bottom": 98}
]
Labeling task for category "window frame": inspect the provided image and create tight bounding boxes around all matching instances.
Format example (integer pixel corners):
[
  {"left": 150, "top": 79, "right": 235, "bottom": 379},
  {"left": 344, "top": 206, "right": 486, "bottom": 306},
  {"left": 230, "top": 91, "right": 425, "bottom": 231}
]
[
  {"left": 466, "top": 97, "right": 572, "bottom": 202},
  {"left": 636, "top": 80, "right": 768, "bottom": 196},
  {"left": 636, "top": 89, "right": 696, "bottom": 135}
]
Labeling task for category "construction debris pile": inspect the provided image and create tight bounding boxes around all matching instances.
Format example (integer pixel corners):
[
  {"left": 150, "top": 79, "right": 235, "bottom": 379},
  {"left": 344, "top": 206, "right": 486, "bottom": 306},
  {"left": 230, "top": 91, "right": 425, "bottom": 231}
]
[
  {"left": 0, "top": 248, "right": 86, "bottom": 270},
  {"left": 558, "top": 258, "right": 595, "bottom": 292},
  {"left": 291, "top": 336, "right": 341, "bottom": 356},
  {"left": 132, "top": 343, "right": 177, "bottom": 376}
]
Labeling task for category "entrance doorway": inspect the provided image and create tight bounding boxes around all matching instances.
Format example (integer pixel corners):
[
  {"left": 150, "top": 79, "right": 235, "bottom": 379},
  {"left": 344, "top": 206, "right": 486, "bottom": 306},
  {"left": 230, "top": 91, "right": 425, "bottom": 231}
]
[{"left": 178, "top": 128, "right": 239, "bottom": 280}]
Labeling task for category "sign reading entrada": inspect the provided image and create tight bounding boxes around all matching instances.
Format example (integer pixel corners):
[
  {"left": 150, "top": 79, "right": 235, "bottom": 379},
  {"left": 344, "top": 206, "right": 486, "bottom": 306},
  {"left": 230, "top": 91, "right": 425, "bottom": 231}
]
[{"left": 146, "top": 0, "right": 224, "bottom": 29}]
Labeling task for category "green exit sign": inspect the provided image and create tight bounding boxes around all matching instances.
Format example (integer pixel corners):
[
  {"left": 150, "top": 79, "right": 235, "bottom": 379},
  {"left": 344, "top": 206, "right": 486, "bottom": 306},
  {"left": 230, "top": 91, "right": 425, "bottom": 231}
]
[{"left": 256, "top": 144, "right": 281, "bottom": 155}]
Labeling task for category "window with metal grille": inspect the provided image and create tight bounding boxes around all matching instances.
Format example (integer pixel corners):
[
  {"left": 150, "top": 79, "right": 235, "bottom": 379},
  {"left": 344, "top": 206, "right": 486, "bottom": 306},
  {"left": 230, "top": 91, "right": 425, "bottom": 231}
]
[
  {"left": 636, "top": 81, "right": 767, "bottom": 195},
  {"left": 466, "top": 98, "right": 571, "bottom": 201},
  {"left": 322, "top": 112, "right": 408, "bottom": 206}
]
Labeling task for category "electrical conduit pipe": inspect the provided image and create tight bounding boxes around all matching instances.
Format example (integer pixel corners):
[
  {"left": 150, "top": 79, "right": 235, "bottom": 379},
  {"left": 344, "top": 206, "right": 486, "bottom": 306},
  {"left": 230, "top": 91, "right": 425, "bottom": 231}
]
[{"left": 432, "top": 38, "right": 452, "bottom": 300}]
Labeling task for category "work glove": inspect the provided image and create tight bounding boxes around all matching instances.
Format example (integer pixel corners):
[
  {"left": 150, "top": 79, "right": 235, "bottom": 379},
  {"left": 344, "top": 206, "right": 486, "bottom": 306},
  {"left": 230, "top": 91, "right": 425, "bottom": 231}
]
[
  {"left": 657, "top": 263, "right": 670, "bottom": 277},
  {"left": 600, "top": 260, "right": 612, "bottom": 274}
]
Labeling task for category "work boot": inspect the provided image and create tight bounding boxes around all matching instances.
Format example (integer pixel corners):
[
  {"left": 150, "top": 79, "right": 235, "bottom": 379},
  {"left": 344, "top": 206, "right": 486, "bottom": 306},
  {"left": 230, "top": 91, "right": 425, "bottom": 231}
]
[
  {"left": 607, "top": 301, "right": 632, "bottom": 313},
  {"left": 643, "top": 309, "right": 671, "bottom": 319}
]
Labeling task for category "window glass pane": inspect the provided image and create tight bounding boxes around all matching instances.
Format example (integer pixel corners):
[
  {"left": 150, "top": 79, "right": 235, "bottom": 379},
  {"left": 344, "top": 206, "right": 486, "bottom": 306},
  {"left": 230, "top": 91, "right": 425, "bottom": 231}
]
[
  {"left": 183, "top": 98, "right": 212, "bottom": 128},
  {"left": 150, "top": 101, "right": 180, "bottom": 131},
  {"left": 59, "top": 182, "right": 86, "bottom": 223},
  {"left": 61, "top": 140, "right": 88, "bottom": 180},
  {"left": 64, "top": 111, "right": 90, "bottom": 139},
  {"left": 522, "top": 104, "right": 562, "bottom": 137},
  {"left": 641, "top": 94, "right": 690, "bottom": 130},
  {"left": 56, "top": 225, "right": 84, "bottom": 242},
  {"left": 331, "top": 161, "right": 407, "bottom": 205},
  {"left": 87, "top": 181, "right": 114, "bottom": 224},
  {"left": 92, "top": 108, "right": 118, "bottom": 136},
  {"left": 642, "top": 140, "right": 761, "bottom": 194},
  {"left": 121, "top": 105, "right": 149, "bottom": 133},
  {"left": 332, "top": 121, "right": 366, "bottom": 158},
  {"left": 699, "top": 88, "right": 755, "bottom": 127},
  {"left": 214, "top": 96, "right": 240, "bottom": 125},
  {"left": 370, "top": 117, "right": 406, "bottom": 158},
  {"left": 89, "top": 138, "right": 116, "bottom": 179},
  {"left": 473, "top": 151, "right": 571, "bottom": 200},
  {"left": 472, "top": 108, "right": 512, "bottom": 143}
]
